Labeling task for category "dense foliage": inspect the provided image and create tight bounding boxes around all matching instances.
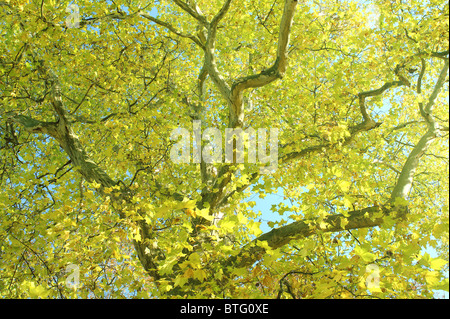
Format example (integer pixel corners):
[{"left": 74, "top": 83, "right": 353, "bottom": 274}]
[{"left": 0, "top": 0, "right": 448, "bottom": 298}]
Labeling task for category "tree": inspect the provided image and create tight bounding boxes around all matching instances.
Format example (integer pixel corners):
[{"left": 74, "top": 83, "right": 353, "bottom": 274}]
[{"left": 0, "top": 0, "right": 448, "bottom": 299}]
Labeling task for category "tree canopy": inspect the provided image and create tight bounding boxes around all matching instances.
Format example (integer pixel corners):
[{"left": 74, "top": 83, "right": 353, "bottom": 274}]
[{"left": 0, "top": 0, "right": 448, "bottom": 299}]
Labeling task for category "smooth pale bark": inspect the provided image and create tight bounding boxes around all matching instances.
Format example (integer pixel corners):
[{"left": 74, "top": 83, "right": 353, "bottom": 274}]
[{"left": 229, "top": 0, "right": 298, "bottom": 128}]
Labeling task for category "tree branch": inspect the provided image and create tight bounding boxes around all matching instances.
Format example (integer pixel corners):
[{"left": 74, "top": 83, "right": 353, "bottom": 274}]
[
  {"left": 8, "top": 114, "right": 57, "bottom": 136},
  {"left": 211, "top": 0, "right": 232, "bottom": 28},
  {"left": 390, "top": 60, "right": 449, "bottom": 202},
  {"left": 226, "top": 205, "right": 407, "bottom": 269},
  {"left": 229, "top": 0, "right": 298, "bottom": 128},
  {"left": 280, "top": 77, "right": 410, "bottom": 164},
  {"left": 231, "top": 0, "right": 297, "bottom": 93},
  {"left": 200, "top": 0, "right": 298, "bottom": 208},
  {"left": 358, "top": 80, "right": 404, "bottom": 123},
  {"left": 140, "top": 13, "right": 205, "bottom": 50},
  {"left": 203, "top": 3, "right": 232, "bottom": 103},
  {"left": 173, "top": 0, "right": 207, "bottom": 24},
  {"left": 7, "top": 63, "right": 166, "bottom": 279},
  {"left": 225, "top": 63, "right": 447, "bottom": 268}
]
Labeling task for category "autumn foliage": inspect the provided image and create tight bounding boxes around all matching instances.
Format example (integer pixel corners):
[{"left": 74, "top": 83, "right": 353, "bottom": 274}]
[{"left": 0, "top": 0, "right": 448, "bottom": 298}]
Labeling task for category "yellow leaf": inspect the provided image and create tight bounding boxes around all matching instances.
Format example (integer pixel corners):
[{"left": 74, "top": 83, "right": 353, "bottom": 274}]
[
  {"left": 196, "top": 208, "right": 214, "bottom": 221},
  {"left": 237, "top": 212, "right": 248, "bottom": 224},
  {"left": 343, "top": 197, "right": 353, "bottom": 209},
  {"left": 178, "top": 199, "right": 197, "bottom": 210},
  {"left": 368, "top": 286, "right": 382, "bottom": 293},
  {"left": 338, "top": 181, "right": 351, "bottom": 192},
  {"left": 90, "top": 181, "right": 101, "bottom": 189},
  {"left": 22, "top": 281, "right": 50, "bottom": 298},
  {"left": 249, "top": 220, "right": 262, "bottom": 236},
  {"left": 188, "top": 252, "right": 202, "bottom": 268},
  {"left": 132, "top": 228, "right": 142, "bottom": 242},
  {"left": 430, "top": 258, "right": 448, "bottom": 271},
  {"left": 319, "top": 221, "right": 328, "bottom": 230},
  {"left": 425, "top": 271, "right": 439, "bottom": 287},
  {"left": 340, "top": 217, "right": 349, "bottom": 229},
  {"left": 214, "top": 269, "right": 223, "bottom": 280},
  {"left": 184, "top": 208, "right": 195, "bottom": 217},
  {"left": 183, "top": 268, "right": 194, "bottom": 278}
]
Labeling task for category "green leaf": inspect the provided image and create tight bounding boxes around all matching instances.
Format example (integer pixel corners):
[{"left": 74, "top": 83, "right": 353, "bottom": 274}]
[
  {"left": 174, "top": 275, "right": 189, "bottom": 287},
  {"left": 194, "top": 269, "right": 208, "bottom": 282}
]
